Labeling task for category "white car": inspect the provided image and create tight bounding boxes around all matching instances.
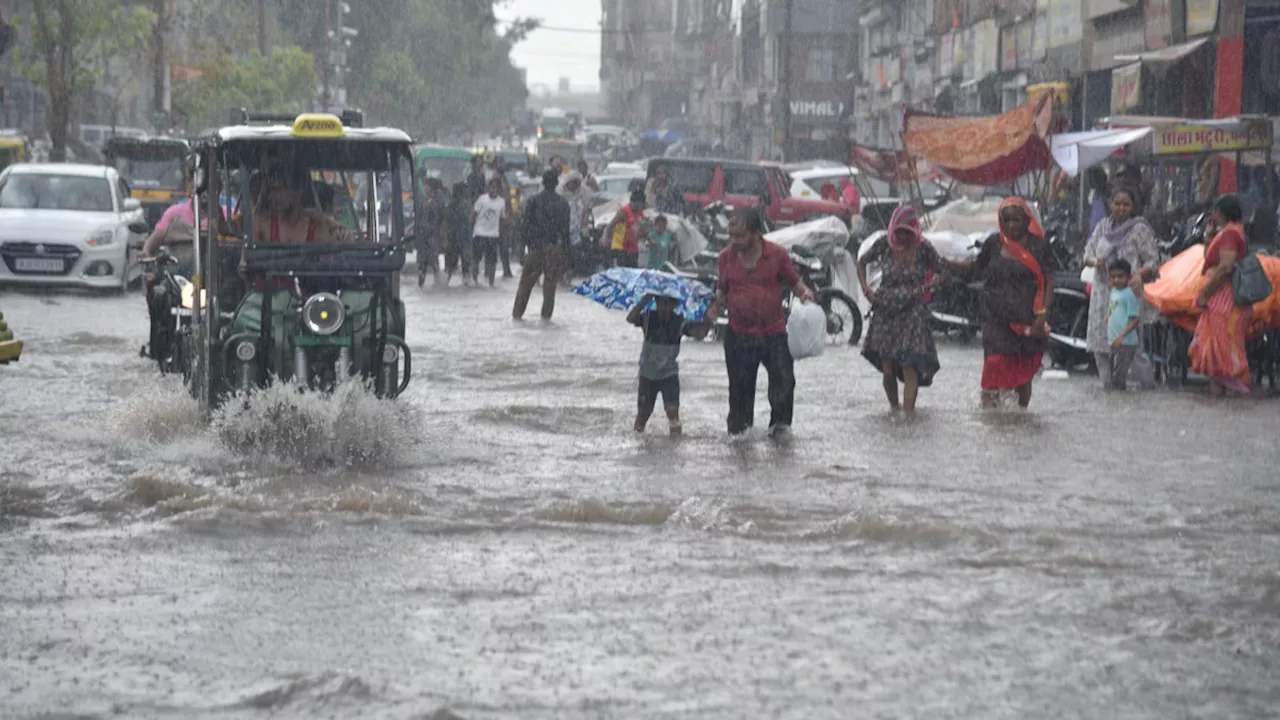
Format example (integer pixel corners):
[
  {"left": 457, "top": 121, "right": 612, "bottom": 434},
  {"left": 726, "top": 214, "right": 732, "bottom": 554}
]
[
  {"left": 789, "top": 165, "right": 886, "bottom": 201},
  {"left": 594, "top": 172, "right": 646, "bottom": 201},
  {"left": 0, "top": 163, "right": 149, "bottom": 291}
]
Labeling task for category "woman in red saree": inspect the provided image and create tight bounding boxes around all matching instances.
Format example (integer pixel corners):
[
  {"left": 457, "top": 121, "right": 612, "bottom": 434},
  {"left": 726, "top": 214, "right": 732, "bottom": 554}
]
[
  {"left": 946, "top": 198, "right": 1052, "bottom": 408},
  {"left": 1190, "top": 194, "right": 1252, "bottom": 396}
]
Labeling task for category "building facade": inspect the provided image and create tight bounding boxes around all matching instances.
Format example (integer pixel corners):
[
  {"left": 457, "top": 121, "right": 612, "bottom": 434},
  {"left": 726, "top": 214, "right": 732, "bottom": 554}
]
[{"left": 850, "top": 0, "right": 1262, "bottom": 163}]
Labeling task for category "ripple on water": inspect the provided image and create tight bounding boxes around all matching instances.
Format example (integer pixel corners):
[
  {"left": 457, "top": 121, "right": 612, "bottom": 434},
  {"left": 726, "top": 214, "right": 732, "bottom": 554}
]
[{"left": 471, "top": 404, "right": 615, "bottom": 434}]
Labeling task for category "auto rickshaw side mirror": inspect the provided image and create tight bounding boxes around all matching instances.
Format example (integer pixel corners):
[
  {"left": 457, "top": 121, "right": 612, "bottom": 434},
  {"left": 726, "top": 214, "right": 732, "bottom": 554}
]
[{"left": 128, "top": 221, "right": 150, "bottom": 236}]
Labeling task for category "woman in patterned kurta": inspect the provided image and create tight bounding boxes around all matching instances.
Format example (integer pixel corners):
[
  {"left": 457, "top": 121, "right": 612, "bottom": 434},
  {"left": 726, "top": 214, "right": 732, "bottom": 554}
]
[
  {"left": 857, "top": 205, "right": 943, "bottom": 412},
  {"left": 1082, "top": 187, "right": 1160, "bottom": 387}
]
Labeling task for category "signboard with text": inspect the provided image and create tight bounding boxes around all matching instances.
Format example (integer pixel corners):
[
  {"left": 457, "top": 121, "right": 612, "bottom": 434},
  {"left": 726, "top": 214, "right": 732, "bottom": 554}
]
[{"left": 1153, "top": 121, "right": 1272, "bottom": 155}]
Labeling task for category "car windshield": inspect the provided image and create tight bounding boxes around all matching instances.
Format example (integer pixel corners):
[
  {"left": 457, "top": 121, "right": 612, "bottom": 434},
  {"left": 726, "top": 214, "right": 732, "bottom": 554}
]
[
  {"left": 420, "top": 157, "right": 471, "bottom": 190},
  {"left": 114, "top": 156, "right": 185, "bottom": 189},
  {"left": 0, "top": 174, "right": 114, "bottom": 211},
  {"left": 660, "top": 163, "right": 715, "bottom": 194},
  {"left": 597, "top": 177, "right": 638, "bottom": 197}
]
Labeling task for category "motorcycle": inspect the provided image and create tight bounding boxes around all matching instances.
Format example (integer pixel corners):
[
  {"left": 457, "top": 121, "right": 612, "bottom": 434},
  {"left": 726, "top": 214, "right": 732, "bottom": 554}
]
[
  {"left": 139, "top": 249, "right": 195, "bottom": 379},
  {"left": 1160, "top": 211, "right": 1207, "bottom": 259}
]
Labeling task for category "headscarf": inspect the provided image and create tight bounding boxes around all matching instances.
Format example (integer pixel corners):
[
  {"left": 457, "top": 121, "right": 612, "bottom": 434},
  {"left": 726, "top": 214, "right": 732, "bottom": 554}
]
[
  {"left": 997, "top": 197, "right": 1048, "bottom": 323},
  {"left": 560, "top": 170, "right": 590, "bottom": 243},
  {"left": 887, "top": 204, "right": 921, "bottom": 250}
]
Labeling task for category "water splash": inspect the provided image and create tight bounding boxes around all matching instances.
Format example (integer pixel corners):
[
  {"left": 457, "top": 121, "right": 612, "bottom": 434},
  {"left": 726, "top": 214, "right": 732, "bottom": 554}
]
[{"left": 211, "top": 381, "right": 423, "bottom": 469}]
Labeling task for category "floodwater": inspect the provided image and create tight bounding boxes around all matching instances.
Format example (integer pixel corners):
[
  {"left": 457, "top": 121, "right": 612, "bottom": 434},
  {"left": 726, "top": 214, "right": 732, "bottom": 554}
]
[{"left": 2, "top": 280, "right": 1279, "bottom": 720}]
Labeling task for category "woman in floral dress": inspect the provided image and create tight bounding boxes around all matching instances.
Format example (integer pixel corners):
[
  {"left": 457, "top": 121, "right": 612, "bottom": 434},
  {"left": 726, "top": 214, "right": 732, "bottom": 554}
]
[{"left": 857, "top": 205, "right": 944, "bottom": 412}]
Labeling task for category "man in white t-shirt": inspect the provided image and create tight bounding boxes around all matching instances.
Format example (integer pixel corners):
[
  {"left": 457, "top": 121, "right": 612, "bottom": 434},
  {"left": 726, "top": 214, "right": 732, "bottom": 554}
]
[{"left": 471, "top": 177, "right": 509, "bottom": 287}]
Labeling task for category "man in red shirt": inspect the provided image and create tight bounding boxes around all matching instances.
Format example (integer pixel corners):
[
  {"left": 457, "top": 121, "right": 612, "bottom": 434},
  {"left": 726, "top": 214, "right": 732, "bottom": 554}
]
[{"left": 705, "top": 208, "right": 815, "bottom": 437}]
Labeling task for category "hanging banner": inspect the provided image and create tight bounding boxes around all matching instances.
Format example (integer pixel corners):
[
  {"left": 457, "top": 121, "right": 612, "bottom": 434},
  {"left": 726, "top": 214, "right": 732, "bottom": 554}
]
[
  {"left": 1032, "top": 13, "right": 1049, "bottom": 59},
  {"left": 939, "top": 32, "right": 955, "bottom": 77},
  {"left": 1145, "top": 0, "right": 1172, "bottom": 50},
  {"left": 1048, "top": 0, "right": 1083, "bottom": 49},
  {"left": 1016, "top": 21, "right": 1034, "bottom": 68},
  {"left": 1111, "top": 63, "right": 1142, "bottom": 113},
  {"left": 1001, "top": 25, "right": 1019, "bottom": 72},
  {"left": 960, "top": 27, "right": 974, "bottom": 81},
  {"left": 1186, "top": 0, "right": 1219, "bottom": 37}
]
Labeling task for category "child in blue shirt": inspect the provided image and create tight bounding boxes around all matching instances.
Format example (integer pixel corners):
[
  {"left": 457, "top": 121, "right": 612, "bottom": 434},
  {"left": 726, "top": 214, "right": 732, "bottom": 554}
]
[
  {"left": 644, "top": 215, "right": 674, "bottom": 269},
  {"left": 1106, "top": 259, "right": 1141, "bottom": 391}
]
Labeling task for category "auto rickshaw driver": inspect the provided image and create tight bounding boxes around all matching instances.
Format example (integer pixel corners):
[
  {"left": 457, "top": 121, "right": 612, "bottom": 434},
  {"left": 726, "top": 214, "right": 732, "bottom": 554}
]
[{"left": 251, "top": 167, "right": 354, "bottom": 245}]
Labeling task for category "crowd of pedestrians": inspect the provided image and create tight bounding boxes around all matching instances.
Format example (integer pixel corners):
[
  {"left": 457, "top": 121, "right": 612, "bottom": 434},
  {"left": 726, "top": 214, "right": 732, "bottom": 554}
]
[{"left": 417, "top": 152, "right": 1262, "bottom": 437}]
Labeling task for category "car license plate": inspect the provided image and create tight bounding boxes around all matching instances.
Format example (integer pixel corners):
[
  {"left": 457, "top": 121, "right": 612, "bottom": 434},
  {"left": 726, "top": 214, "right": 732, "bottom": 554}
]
[{"left": 15, "top": 257, "right": 64, "bottom": 273}]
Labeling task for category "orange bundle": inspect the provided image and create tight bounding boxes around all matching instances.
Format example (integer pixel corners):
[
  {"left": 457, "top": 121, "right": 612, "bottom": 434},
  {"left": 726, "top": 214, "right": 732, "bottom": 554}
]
[{"left": 1143, "top": 245, "right": 1280, "bottom": 336}]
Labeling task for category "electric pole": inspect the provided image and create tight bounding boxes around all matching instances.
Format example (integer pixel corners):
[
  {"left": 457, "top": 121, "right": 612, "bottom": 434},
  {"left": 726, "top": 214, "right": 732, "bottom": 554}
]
[
  {"left": 780, "top": 0, "right": 792, "bottom": 161},
  {"left": 322, "top": 0, "right": 333, "bottom": 109},
  {"left": 152, "top": 0, "right": 166, "bottom": 117},
  {"left": 257, "top": 0, "right": 268, "bottom": 56}
]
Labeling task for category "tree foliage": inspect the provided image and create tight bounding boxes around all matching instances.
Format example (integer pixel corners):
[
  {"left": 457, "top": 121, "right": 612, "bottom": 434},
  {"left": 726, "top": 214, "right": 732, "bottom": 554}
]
[
  {"left": 333, "top": 0, "right": 536, "bottom": 138},
  {"left": 171, "top": 47, "right": 319, "bottom": 131},
  {"left": 22, "top": 0, "right": 157, "bottom": 160}
]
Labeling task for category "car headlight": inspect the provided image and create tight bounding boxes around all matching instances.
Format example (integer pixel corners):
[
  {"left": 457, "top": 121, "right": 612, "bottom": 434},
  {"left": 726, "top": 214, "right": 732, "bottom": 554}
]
[
  {"left": 86, "top": 230, "right": 115, "bottom": 247},
  {"left": 806, "top": 258, "right": 823, "bottom": 271},
  {"left": 302, "top": 293, "right": 346, "bottom": 336}
]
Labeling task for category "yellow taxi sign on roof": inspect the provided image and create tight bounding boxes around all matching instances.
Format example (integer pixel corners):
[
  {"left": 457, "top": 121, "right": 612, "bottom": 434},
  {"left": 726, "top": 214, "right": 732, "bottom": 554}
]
[{"left": 291, "top": 113, "right": 345, "bottom": 138}]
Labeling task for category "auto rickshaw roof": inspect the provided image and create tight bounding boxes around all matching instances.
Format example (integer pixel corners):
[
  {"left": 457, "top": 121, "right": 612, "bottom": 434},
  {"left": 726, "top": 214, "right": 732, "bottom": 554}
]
[
  {"left": 217, "top": 112, "right": 411, "bottom": 144},
  {"left": 413, "top": 144, "right": 475, "bottom": 159}
]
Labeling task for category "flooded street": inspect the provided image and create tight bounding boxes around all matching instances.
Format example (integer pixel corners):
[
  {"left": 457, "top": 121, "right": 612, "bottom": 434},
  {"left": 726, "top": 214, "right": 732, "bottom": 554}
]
[{"left": 2, "top": 281, "right": 1280, "bottom": 719}]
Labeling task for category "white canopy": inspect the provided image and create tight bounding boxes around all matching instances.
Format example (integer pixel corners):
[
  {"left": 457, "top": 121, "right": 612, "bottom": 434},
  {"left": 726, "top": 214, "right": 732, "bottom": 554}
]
[{"left": 1051, "top": 127, "right": 1152, "bottom": 177}]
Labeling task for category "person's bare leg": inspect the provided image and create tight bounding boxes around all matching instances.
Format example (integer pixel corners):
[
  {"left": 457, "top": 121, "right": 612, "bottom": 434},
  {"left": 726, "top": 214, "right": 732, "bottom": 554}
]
[
  {"left": 665, "top": 406, "right": 681, "bottom": 437},
  {"left": 634, "top": 410, "right": 651, "bottom": 433},
  {"left": 902, "top": 366, "right": 920, "bottom": 413},
  {"left": 981, "top": 389, "right": 1000, "bottom": 409},
  {"left": 1209, "top": 379, "right": 1225, "bottom": 397},
  {"left": 1016, "top": 382, "right": 1033, "bottom": 408},
  {"left": 881, "top": 360, "right": 899, "bottom": 409}
]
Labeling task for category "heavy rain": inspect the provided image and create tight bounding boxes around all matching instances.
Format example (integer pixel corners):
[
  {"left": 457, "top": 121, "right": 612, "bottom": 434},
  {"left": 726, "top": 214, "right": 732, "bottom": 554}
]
[{"left": 2, "top": 1, "right": 1280, "bottom": 719}]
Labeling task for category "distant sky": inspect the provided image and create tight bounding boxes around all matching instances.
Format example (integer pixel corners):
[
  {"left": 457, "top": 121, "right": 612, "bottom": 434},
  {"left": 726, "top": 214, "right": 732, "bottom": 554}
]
[{"left": 496, "top": 0, "right": 602, "bottom": 93}]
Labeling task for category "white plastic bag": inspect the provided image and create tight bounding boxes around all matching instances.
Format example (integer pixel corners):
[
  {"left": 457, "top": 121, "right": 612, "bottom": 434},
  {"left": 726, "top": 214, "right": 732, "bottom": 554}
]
[{"left": 787, "top": 301, "right": 827, "bottom": 360}]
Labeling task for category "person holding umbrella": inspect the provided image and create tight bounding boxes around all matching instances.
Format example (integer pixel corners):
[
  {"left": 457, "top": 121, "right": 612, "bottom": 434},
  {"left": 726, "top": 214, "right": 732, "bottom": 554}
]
[
  {"left": 627, "top": 290, "right": 710, "bottom": 436},
  {"left": 704, "top": 208, "right": 815, "bottom": 438}
]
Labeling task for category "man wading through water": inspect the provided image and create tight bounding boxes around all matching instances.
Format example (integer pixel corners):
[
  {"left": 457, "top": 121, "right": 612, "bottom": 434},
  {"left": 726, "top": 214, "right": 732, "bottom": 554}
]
[
  {"left": 414, "top": 175, "right": 445, "bottom": 287},
  {"left": 513, "top": 169, "right": 571, "bottom": 320},
  {"left": 705, "top": 208, "right": 815, "bottom": 437}
]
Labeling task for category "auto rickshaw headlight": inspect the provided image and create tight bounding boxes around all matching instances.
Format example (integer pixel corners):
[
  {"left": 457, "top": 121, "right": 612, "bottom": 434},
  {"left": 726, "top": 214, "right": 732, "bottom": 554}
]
[
  {"left": 382, "top": 345, "right": 399, "bottom": 364},
  {"left": 235, "top": 341, "right": 256, "bottom": 361},
  {"left": 302, "top": 293, "right": 345, "bottom": 336}
]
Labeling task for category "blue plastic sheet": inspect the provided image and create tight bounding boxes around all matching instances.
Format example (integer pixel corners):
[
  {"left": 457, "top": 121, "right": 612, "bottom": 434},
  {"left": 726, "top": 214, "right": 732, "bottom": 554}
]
[{"left": 574, "top": 268, "right": 714, "bottom": 320}]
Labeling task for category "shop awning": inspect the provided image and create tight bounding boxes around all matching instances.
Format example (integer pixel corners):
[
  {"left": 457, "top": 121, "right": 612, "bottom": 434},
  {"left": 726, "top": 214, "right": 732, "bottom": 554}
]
[
  {"left": 1115, "top": 37, "right": 1208, "bottom": 67},
  {"left": 1050, "top": 127, "right": 1153, "bottom": 177}
]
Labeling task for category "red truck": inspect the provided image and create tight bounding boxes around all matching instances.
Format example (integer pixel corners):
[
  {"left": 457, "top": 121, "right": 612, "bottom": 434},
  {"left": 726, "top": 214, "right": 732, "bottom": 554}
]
[{"left": 646, "top": 158, "right": 850, "bottom": 227}]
